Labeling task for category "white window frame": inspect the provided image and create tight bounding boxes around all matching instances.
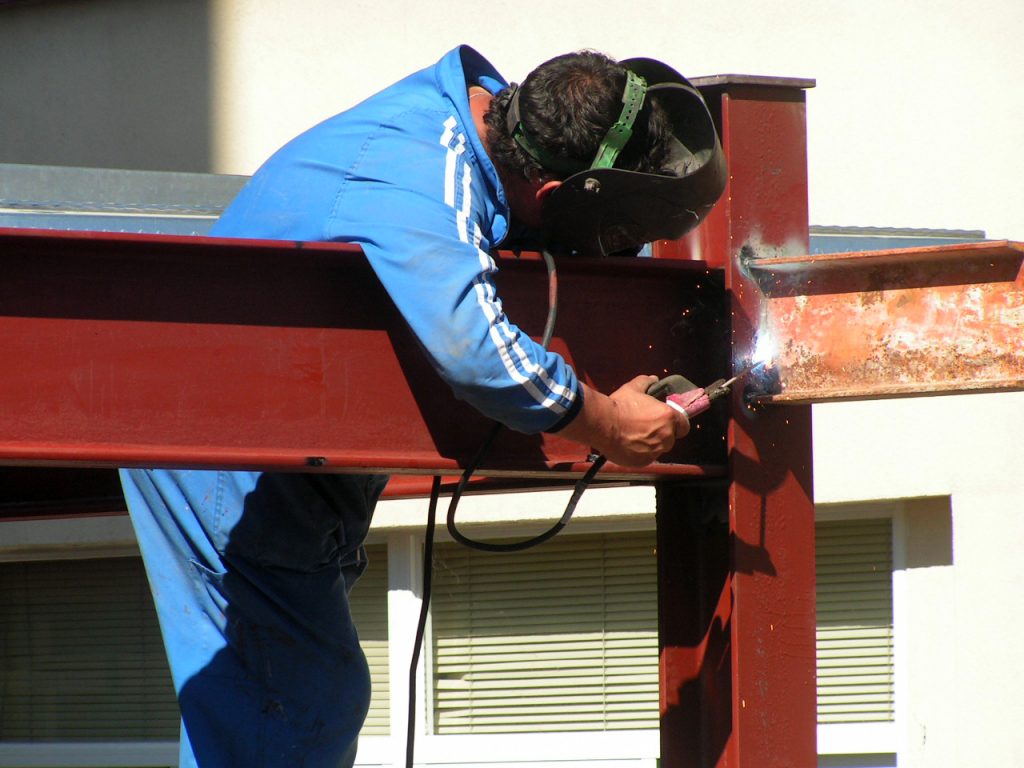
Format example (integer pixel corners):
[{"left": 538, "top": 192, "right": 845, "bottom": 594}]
[
  {"left": 814, "top": 501, "right": 903, "bottom": 765},
  {"left": 365, "top": 487, "right": 663, "bottom": 767},
  {"left": 0, "top": 513, "right": 179, "bottom": 768},
  {"left": 0, "top": 742, "right": 178, "bottom": 768},
  {"left": 5, "top": 488, "right": 928, "bottom": 768}
]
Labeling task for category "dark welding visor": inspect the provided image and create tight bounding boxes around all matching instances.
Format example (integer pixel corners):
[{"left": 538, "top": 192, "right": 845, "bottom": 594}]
[{"left": 539, "top": 58, "right": 726, "bottom": 257}]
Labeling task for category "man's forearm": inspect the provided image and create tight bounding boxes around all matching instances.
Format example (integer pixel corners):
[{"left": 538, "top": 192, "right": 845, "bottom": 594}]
[{"left": 556, "top": 381, "right": 620, "bottom": 454}]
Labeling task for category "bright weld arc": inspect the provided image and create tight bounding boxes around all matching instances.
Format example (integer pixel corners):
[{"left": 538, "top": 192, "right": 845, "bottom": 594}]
[
  {"left": 740, "top": 329, "right": 783, "bottom": 402},
  {"left": 751, "top": 329, "right": 777, "bottom": 367}
]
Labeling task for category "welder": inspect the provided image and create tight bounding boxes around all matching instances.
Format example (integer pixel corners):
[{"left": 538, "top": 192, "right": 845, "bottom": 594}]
[{"left": 119, "top": 45, "right": 725, "bottom": 768}]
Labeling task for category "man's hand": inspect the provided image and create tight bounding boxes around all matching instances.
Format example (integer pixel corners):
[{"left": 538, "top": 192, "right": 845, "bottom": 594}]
[{"left": 558, "top": 376, "right": 690, "bottom": 468}]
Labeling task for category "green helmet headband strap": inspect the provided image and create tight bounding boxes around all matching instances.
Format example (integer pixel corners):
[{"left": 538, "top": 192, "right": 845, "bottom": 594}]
[
  {"left": 590, "top": 69, "right": 647, "bottom": 169},
  {"left": 507, "top": 68, "right": 648, "bottom": 176}
]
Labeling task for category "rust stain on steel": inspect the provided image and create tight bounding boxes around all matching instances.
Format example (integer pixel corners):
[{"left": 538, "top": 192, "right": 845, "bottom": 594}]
[{"left": 746, "top": 241, "right": 1024, "bottom": 402}]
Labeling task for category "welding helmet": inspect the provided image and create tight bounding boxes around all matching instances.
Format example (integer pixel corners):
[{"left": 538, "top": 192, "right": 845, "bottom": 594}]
[{"left": 508, "top": 57, "right": 727, "bottom": 257}]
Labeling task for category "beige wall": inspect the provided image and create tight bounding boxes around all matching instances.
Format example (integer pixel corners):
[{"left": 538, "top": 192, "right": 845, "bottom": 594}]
[
  {"left": 1, "top": 0, "right": 1020, "bottom": 239},
  {"left": 207, "top": 0, "right": 1024, "bottom": 241},
  {"left": 814, "top": 392, "right": 1024, "bottom": 767}
]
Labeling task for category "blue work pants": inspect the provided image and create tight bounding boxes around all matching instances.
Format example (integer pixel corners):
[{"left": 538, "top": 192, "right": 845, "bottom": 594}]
[{"left": 120, "top": 469, "right": 387, "bottom": 768}]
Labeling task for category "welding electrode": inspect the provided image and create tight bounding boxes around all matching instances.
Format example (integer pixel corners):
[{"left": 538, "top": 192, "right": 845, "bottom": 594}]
[{"left": 647, "top": 364, "right": 759, "bottom": 418}]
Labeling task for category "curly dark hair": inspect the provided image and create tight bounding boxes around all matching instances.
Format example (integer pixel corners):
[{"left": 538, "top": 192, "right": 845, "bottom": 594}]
[{"left": 485, "top": 50, "right": 676, "bottom": 182}]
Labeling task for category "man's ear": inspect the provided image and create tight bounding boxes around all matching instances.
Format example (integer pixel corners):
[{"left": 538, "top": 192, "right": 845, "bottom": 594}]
[{"left": 535, "top": 179, "right": 561, "bottom": 202}]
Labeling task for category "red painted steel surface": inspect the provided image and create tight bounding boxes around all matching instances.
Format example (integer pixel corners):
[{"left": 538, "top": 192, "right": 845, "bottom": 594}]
[
  {"left": 747, "top": 240, "right": 1024, "bottom": 402},
  {"left": 657, "top": 81, "right": 817, "bottom": 767},
  {"left": 0, "top": 227, "right": 727, "bottom": 480}
]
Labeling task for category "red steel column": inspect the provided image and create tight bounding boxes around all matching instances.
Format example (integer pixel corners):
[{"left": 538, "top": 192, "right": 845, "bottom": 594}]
[{"left": 658, "top": 76, "right": 817, "bottom": 767}]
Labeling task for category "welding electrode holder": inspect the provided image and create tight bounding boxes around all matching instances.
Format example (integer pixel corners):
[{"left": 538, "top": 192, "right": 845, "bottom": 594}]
[{"left": 647, "top": 373, "right": 737, "bottom": 418}]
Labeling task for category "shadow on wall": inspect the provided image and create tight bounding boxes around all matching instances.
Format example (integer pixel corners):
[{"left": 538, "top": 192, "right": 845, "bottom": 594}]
[
  {"left": 903, "top": 496, "right": 953, "bottom": 569},
  {"left": 0, "top": 0, "right": 212, "bottom": 172}
]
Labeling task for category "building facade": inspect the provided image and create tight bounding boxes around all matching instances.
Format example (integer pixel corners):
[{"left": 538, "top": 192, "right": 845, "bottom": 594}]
[{"left": 1, "top": 2, "right": 1022, "bottom": 767}]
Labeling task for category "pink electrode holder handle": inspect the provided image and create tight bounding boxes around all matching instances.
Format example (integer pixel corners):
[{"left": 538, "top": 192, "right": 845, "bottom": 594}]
[
  {"left": 647, "top": 370, "right": 748, "bottom": 419},
  {"left": 666, "top": 388, "right": 713, "bottom": 418}
]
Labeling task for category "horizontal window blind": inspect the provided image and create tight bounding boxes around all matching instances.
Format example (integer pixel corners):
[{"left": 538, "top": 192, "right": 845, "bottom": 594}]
[
  {"left": 816, "top": 518, "right": 894, "bottom": 723},
  {"left": 431, "top": 531, "right": 659, "bottom": 733},
  {"left": 2, "top": 544, "right": 390, "bottom": 742},
  {"left": 0, "top": 557, "right": 179, "bottom": 740},
  {"left": 349, "top": 543, "right": 389, "bottom": 735}
]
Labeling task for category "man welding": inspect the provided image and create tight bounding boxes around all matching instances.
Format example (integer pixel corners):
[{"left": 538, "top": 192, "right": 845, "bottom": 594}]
[{"left": 119, "top": 45, "right": 725, "bottom": 767}]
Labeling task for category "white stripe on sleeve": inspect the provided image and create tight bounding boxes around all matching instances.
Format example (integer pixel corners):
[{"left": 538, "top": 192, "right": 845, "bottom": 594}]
[{"left": 439, "top": 119, "right": 575, "bottom": 414}]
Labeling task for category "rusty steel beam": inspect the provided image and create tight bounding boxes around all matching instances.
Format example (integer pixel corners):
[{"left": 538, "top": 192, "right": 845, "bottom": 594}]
[
  {"left": 746, "top": 240, "right": 1024, "bottom": 402},
  {"left": 0, "top": 227, "right": 730, "bottom": 481}
]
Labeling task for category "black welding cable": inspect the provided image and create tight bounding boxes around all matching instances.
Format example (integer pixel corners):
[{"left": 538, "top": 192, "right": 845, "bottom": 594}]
[
  {"left": 406, "top": 249, "right": 607, "bottom": 766},
  {"left": 446, "top": 448, "right": 607, "bottom": 552},
  {"left": 405, "top": 475, "right": 441, "bottom": 768},
  {"left": 406, "top": 460, "right": 607, "bottom": 768},
  {"left": 445, "top": 248, "right": 607, "bottom": 553}
]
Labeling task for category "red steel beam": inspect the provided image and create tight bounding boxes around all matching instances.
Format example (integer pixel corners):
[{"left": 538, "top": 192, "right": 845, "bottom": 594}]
[
  {"left": 657, "top": 76, "right": 818, "bottom": 768},
  {"left": 746, "top": 240, "right": 1024, "bottom": 402},
  {"left": 0, "top": 227, "right": 728, "bottom": 481}
]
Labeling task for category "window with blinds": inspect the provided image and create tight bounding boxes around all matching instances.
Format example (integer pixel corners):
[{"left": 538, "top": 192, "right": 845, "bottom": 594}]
[
  {"left": 350, "top": 543, "right": 389, "bottom": 735},
  {"left": 816, "top": 518, "right": 895, "bottom": 723},
  {"left": 0, "top": 557, "right": 179, "bottom": 740},
  {"left": 430, "top": 530, "right": 659, "bottom": 734},
  {"left": 0, "top": 544, "right": 390, "bottom": 741}
]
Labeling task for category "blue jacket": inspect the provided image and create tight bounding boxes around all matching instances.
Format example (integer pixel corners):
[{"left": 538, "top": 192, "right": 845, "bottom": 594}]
[{"left": 213, "top": 46, "right": 581, "bottom": 434}]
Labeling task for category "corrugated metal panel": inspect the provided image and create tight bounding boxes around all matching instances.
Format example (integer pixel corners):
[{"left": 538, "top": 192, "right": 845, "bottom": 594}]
[
  {"left": 0, "top": 163, "right": 245, "bottom": 235},
  {"left": 809, "top": 225, "right": 985, "bottom": 254}
]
